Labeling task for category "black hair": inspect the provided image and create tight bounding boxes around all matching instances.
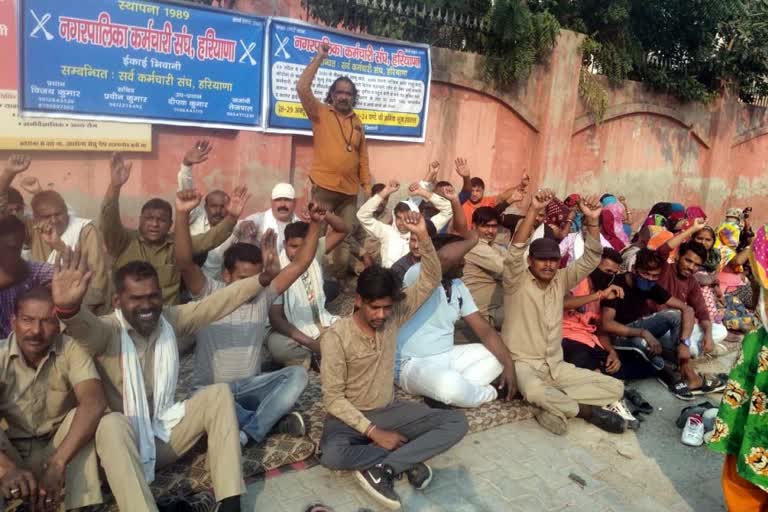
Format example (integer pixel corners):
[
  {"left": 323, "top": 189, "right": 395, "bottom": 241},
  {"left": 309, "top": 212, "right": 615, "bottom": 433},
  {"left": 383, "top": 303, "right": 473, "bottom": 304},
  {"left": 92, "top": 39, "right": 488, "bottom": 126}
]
[
  {"left": 7, "top": 186, "right": 23, "bottom": 206},
  {"left": 324, "top": 76, "right": 358, "bottom": 107},
  {"left": 679, "top": 241, "right": 707, "bottom": 263},
  {"left": 114, "top": 261, "right": 159, "bottom": 293},
  {"left": 634, "top": 248, "right": 664, "bottom": 272},
  {"left": 14, "top": 286, "right": 53, "bottom": 314},
  {"left": 357, "top": 265, "right": 405, "bottom": 302},
  {"left": 472, "top": 206, "right": 499, "bottom": 227},
  {"left": 470, "top": 177, "right": 485, "bottom": 189},
  {"left": 432, "top": 234, "right": 464, "bottom": 251},
  {"left": 140, "top": 198, "right": 172, "bottom": 219},
  {"left": 223, "top": 243, "right": 262, "bottom": 272},
  {"left": 284, "top": 221, "right": 310, "bottom": 242},
  {"left": 0, "top": 214, "right": 26, "bottom": 242},
  {"left": 30, "top": 190, "right": 66, "bottom": 212},
  {"left": 371, "top": 183, "right": 386, "bottom": 196},
  {"left": 434, "top": 181, "right": 452, "bottom": 190},
  {"left": 601, "top": 247, "right": 623, "bottom": 265},
  {"left": 393, "top": 203, "right": 412, "bottom": 215},
  {"left": 204, "top": 190, "right": 229, "bottom": 205}
]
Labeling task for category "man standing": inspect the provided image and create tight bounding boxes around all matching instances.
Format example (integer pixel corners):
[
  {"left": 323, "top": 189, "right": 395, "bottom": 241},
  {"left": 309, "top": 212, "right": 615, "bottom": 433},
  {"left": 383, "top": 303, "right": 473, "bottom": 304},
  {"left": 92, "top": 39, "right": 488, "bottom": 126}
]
[
  {"left": 297, "top": 41, "right": 370, "bottom": 279},
  {"left": 503, "top": 190, "right": 628, "bottom": 436},
  {"left": 319, "top": 212, "right": 468, "bottom": 510},
  {"left": 0, "top": 287, "right": 155, "bottom": 511}
]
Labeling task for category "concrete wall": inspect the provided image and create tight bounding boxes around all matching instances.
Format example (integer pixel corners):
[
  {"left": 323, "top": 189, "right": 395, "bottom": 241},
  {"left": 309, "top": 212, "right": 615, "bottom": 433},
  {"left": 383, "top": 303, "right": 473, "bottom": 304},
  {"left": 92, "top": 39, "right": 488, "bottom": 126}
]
[{"left": 3, "top": 1, "right": 767, "bottom": 227}]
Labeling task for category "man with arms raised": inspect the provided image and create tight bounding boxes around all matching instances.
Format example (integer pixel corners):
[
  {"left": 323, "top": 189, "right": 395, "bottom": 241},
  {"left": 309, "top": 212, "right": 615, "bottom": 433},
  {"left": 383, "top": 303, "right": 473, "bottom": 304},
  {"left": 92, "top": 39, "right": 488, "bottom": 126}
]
[{"left": 176, "top": 140, "right": 230, "bottom": 237}]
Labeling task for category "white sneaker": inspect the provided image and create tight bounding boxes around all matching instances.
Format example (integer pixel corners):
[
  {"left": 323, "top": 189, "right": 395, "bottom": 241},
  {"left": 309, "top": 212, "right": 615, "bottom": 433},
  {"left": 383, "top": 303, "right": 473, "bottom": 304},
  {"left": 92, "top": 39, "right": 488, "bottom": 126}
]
[
  {"left": 604, "top": 400, "right": 640, "bottom": 430},
  {"left": 681, "top": 414, "right": 705, "bottom": 447}
]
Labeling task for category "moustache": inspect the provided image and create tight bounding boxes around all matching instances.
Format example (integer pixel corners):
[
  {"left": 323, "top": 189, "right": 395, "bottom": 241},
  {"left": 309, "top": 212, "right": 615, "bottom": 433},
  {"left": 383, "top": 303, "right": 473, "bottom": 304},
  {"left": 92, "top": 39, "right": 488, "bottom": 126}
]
[{"left": 278, "top": 207, "right": 290, "bottom": 213}]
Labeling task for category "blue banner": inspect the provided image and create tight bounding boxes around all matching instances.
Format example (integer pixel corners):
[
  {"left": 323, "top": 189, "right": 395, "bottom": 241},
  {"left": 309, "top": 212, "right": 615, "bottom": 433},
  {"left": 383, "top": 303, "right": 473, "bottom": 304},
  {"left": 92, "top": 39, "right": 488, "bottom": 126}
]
[
  {"left": 265, "top": 18, "right": 431, "bottom": 142},
  {"left": 19, "top": 0, "right": 265, "bottom": 130}
]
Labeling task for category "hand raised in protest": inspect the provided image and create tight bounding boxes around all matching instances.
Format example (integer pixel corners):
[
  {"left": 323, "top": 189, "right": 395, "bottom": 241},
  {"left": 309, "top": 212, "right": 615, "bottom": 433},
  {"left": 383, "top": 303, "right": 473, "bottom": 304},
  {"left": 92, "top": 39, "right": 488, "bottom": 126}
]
[
  {"left": 380, "top": 180, "right": 400, "bottom": 198},
  {"left": 259, "top": 229, "right": 281, "bottom": 284},
  {"left": 52, "top": 248, "right": 92, "bottom": 312},
  {"left": 409, "top": 182, "right": 430, "bottom": 199},
  {"left": 175, "top": 189, "right": 202, "bottom": 214},
  {"left": 403, "top": 211, "right": 428, "bottom": 239},
  {"left": 109, "top": 153, "right": 132, "bottom": 188},
  {"left": 3, "top": 154, "right": 31, "bottom": 177},
  {"left": 454, "top": 157, "right": 470, "bottom": 178},
  {"left": 308, "top": 202, "right": 328, "bottom": 224},
  {"left": 425, "top": 161, "right": 440, "bottom": 182},
  {"left": 579, "top": 194, "right": 602, "bottom": 221},
  {"left": 19, "top": 176, "right": 43, "bottom": 196},
  {"left": 226, "top": 185, "right": 250, "bottom": 219},
  {"left": 319, "top": 42, "right": 330, "bottom": 56},
  {"left": 441, "top": 184, "right": 457, "bottom": 201},
  {"left": 530, "top": 188, "right": 555, "bottom": 211},
  {"left": 508, "top": 172, "right": 531, "bottom": 203},
  {"left": 183, "top": 140, "right": 212, "bottom": 166}
]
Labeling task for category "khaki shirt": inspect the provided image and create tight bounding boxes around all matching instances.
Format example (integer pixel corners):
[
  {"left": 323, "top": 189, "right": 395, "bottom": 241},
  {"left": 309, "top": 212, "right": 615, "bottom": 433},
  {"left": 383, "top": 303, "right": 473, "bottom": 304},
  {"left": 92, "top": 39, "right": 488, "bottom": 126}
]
[
  {"left": 100, "top": 195, "right": 235, "bottom": 305},
  {"left": 320, "top": 236, "right": 441, "bottom": 434},
  {"left": 61, "top": 275, "right": 266, "bottom": 414},
  {"left": 501, "top": 234, "right": 602, "bottom": 369},
  {"left": 0, "top": 333, "right": 99, "bottom": 440},
  {"left": 463, "top": 241, "right": 505, "bottom": 324}
]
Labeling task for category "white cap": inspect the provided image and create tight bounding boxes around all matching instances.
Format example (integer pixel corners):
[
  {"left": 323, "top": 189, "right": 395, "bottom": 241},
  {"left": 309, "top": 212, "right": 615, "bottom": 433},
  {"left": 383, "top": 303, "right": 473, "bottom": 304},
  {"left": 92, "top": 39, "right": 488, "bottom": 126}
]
[{"left": 271, "top": 183, "right": 295, "bottom": 200}]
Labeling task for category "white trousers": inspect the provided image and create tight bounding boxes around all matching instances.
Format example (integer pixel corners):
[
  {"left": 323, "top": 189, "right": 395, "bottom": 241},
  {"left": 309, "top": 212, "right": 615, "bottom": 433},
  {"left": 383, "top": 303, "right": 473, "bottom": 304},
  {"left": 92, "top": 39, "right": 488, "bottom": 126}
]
[
  {"left": 398, "top": 344, "right": 503, "bottom": 408},
  {"left": 690, "top": 322, "right": 728, "bottom": 358}
]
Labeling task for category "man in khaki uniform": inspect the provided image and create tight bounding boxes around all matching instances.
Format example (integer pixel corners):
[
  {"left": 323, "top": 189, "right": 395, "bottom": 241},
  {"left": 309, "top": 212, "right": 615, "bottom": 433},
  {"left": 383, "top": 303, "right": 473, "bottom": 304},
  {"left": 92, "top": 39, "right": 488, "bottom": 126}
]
[
  {"left": 502, "top": 190, "right": 628, "bottom": 436},
  {"left": 0, "top": 287, "right": 154, "bottom": 511},
  {"left": 52, "top": 245, "right": 279, "bottom": 512}
]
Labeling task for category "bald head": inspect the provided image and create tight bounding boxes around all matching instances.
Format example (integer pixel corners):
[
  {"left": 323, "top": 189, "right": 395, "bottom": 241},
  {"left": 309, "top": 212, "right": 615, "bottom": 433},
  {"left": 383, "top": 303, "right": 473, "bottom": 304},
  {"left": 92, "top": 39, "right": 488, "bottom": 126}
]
[
  {"left": 31, "top": 190, "right": 69, "bottom": 236},
  {"left": 204, "top": 189, "right": 229, "bottom": 227}
]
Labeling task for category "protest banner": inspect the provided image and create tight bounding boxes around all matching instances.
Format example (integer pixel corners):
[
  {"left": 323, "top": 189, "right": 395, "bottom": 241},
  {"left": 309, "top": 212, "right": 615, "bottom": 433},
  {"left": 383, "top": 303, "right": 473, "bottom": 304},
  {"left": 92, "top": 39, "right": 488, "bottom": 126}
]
[
  {"left": 1, "top": 0, "right": 151, "bottom": 151},
  {"left": 265, "top": 18, "right": 431, "bottom": 142},
  {"left": 18, "top": 0, "right": 265, "bottom": 130}
]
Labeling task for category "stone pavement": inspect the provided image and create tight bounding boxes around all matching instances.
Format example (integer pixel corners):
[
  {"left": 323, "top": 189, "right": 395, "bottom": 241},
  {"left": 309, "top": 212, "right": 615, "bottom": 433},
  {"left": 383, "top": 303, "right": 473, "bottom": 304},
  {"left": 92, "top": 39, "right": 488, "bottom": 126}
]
[{"left": 243, "top": 353, "right": 736, "bottom": 512}]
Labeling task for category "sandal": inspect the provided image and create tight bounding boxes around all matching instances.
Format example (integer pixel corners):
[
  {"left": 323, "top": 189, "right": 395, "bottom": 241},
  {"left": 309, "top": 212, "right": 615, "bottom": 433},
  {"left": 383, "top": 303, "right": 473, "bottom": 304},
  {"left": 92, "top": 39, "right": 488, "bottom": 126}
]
[
  {"left": 624, "top": 389, "right": 653, "bottom": 415},
  {"left": 690, "top": 374, "right": 727, "bottom": 396},
  {"left": 658, "top": 377, "right": 694, "bottom": 401}
]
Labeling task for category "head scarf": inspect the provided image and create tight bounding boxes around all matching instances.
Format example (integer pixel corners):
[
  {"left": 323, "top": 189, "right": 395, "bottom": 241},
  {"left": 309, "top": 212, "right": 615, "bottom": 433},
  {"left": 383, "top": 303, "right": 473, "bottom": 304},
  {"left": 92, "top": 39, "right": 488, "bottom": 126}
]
[
  {"left": 725, "top": 207, "right": 743, "bottom": 223},
  {"left": 564, "top": 194, "right": 582, "bottom": 233},
  {"left": 648, "top": 202, "right": 673, "bottom": 220},
  {"left": 696, "top": 226, "right": 721, "bottom": 273},
  {"left": 646, "top": 227, "right": 673, "bottom": 251},
  {"left": 685, "top": 206, "right": 706, "bottom": 221},
  {"left": 600, "top": 194, "right": 618, "bottom": 206},
  {"left": 601, "top": 202, "right": 629, "bottom": 245},
  {"left": 545, "top": 198, "right": 570, "bottom": 227},
  {"left": 643, "top": 214, "right": 668, "bottom": 228},
  {"left": 715, "top": 221, "right": 742, "bottom": 271},
  {"left": 749, "top": 224, "right": 768, "bottom": 326},
  {"left": 668, "top": 211, "right": 685, "bottom": 232}
]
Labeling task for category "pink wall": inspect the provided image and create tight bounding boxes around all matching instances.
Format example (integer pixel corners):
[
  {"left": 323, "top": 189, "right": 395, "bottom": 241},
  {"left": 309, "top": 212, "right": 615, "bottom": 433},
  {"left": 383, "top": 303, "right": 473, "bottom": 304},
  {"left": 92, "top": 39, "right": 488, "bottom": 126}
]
[{"left": 2, "top": 1, "right": 768, "bottom": 228}]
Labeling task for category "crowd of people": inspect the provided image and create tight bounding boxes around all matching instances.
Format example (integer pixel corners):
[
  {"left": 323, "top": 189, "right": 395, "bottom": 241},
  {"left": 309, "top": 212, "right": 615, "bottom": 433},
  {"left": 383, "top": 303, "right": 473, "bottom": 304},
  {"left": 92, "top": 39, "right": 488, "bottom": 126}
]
[{"left": 0, "top": 40, "right": 765, "bottom": 511}]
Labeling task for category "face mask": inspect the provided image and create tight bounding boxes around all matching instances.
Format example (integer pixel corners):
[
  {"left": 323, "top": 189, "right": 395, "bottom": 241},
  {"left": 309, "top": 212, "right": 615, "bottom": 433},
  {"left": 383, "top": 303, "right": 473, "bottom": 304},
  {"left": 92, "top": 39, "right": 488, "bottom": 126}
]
[
  {"left": 590, "top": 268, "right": 615, "bottom": 291},
  {"left": 635, "top": 275, "right": 656, "bottom": 292}
]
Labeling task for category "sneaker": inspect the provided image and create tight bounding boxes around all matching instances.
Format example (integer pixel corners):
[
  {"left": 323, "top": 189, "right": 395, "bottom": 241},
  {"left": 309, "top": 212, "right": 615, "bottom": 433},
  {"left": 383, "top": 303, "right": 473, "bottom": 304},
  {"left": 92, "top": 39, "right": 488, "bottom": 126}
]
[
  {"left": 354, "top": 464, "right": 401, "bottom": 510},
  {"left": 587, "top": 407, "right": 627, "bottom": 434},
  {"left": 273, "top": 412, "right": 306, "bottom": 437},
  {"left": 535, "top": 410, "right": 568, "bottom": 435},
  {"left": 681, "top": 414, "right": 705, "bottom": 447},
  {"left": 614, "top": 338, "right": 665, "bottom": 370},
  {"left": 404, "top": 463, "right": 433, "bottom": 490},
  {"left": 604, "top": 400, "right": 640, "bottom": 430}
]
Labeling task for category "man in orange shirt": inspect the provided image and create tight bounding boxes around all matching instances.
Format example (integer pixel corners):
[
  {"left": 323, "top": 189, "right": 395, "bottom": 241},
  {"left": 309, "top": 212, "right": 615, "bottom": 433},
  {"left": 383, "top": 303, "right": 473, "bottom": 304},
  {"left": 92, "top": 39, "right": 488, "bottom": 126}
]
[
  {"left": 297, "top": 42, "right": 371, "bottom": 280},
  {"left": 455, "top": 158, "right": 528, "bottom": 229}
]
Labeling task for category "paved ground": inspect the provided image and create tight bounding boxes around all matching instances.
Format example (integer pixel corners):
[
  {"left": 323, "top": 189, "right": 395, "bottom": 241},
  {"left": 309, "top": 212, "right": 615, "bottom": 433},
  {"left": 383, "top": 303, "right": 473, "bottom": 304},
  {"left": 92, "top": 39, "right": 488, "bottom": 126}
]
[{"left": 243, "top": 352, "right": 736, "bottom": 512}]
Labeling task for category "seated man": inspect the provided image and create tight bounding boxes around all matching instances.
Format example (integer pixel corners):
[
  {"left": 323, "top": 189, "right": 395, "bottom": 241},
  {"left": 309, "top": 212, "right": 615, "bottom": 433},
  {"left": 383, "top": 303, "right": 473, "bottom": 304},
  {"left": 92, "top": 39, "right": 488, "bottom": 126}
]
[
  {"left": 357, "top": 180, "right": 452, "bottom": 268},
  {"left": 395, "top": 233, "right": 517, "bottom": 408},
  {"left": 600, "top": 248, "right": 712, "bottom": 400},
  {"left": 52, "top": 249, "right": 283, "bottom": 512},
  {"left": 319, "top": 212, "right": 468, "bottom": 510},
  {"left": 175, "top": 191, "right": 331, "bottom": 445},
  {"left": 176, "top": 140, "right": 229, "bottom": 236},
  {"left": 653, "top": 220, "right": 728, "bottom": 357},
  {"left": 267, "top": 216, "right": 348, "bottom": 368},
  {"left": 101, "top": 153, "right": 241, "bottom": 304},
  {"left": 454, "top": 157, "right": 527, "bottom": 229},
  {"left": 562, "top": 248, "right": 658, "bottom": 383},
  {"left": 0, "top": 215, "right": 53, "bottom": 339},
  {"left": 390, "top": 219, "right": 438, "bottom": 284},
  {"left": 503, "top": 190, "right": 628, "bottom": 436},
  {"left": 0, "top": 287, "right": 154, "bottom": 511}
]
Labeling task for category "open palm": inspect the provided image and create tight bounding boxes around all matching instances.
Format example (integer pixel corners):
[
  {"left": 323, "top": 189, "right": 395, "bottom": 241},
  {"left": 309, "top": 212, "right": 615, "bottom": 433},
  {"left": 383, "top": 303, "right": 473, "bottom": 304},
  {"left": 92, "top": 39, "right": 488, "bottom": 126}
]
[{"left": 52, "top": 249, "right": 92, "bottom": 310}]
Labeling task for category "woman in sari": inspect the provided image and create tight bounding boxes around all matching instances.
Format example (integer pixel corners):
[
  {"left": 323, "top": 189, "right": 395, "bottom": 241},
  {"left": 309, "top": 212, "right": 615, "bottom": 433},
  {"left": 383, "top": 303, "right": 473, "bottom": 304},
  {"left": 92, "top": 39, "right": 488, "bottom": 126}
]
[
  {"left": 716, "top": 220, "right": 758, "bottom": 332},
  {"left": 708, "top": 223, "right": 768, "bottom": 510},
  {"left": 599, "top": 194, "right": 629, "bottom": 251},
  {"left": 692, "top": 226, "right": 725, "bottom": 324}
]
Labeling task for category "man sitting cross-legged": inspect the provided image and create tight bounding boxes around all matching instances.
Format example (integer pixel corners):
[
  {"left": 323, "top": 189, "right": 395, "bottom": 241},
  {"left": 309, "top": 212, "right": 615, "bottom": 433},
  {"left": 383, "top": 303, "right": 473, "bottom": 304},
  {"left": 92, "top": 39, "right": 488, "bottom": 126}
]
[
  {"left": 319, "top": 211, "right": 468, "bottom": 510},
  {"left": 502, "top": 190, "right": 627, "bottom": 436},
  {"left": 0, "top": 286, "right": 156, "bottom": 511},
  {"left": 51, "top": 246, "right": 290, "bottom": 512},
  {"left": 175, "top": 191, "right": 332, "bottom": 445},
  {"left": 395, "top": 232, "right": 517, "bottom": 409}
]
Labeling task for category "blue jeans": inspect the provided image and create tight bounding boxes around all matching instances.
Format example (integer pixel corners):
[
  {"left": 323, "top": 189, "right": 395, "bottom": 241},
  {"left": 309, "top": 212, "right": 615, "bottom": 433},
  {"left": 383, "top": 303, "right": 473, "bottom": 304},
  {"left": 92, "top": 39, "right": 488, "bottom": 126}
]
[
  {"left": 615, "top": 309, "right": 682, "bottom": 361},
  {"left": 229, "top": 366, "right": 308, "bottom": 443}
]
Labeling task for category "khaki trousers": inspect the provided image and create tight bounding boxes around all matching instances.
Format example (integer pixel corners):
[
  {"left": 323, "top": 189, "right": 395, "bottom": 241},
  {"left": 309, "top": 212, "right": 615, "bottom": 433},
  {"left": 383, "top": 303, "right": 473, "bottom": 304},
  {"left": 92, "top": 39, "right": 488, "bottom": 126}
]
[
  {"left": 155, "top": 383, "right": 245, "bottom": 501},
  {"left": 515, "top": 360, "right": 624, "bottom": 425},
  {"left": 311, "top": 185, "right": 358, "bottom": 280},
  {"left": 265, "top": 329, "right": 312, "bottom": 369},
  {"left": 0, "top": 410, "right": 156, "bottom": 511}
]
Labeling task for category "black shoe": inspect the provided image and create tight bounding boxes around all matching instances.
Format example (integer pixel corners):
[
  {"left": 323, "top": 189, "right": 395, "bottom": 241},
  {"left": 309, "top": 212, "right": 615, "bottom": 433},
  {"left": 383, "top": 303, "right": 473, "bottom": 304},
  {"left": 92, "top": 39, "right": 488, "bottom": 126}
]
[
  {"left": 587, "top": 407, "right": 627, "bottom": 434},
  {"left": 354, "top": 464, "right": 401, "bottom": 510},
  {"left": 404, "top": 462, "right": 433, "bottom": 490},
  {"left": 272, "top": 412, "right": 306, "bottom": 437},
  {"left": 624, "top": 388, "right": 653, "bottom": 415},
  {"left": 423, "top": 396, "right": 454, "bottom": 409}
]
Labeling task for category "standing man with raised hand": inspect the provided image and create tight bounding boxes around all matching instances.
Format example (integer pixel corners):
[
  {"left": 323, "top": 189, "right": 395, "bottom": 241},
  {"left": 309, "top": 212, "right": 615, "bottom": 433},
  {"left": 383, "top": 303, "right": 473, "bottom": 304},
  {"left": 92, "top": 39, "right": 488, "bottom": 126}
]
[{"left": 297, "top": 41, "right": 370, "bottom": 281}]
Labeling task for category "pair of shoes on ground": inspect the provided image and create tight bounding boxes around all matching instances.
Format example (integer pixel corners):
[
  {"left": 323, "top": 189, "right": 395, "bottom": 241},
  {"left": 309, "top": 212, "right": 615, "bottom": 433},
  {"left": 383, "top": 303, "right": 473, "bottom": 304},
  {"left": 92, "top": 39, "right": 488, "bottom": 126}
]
[
  {"left": 678, "top": 402, "right": 720, "bottom": 447},
  {"left": 240, "top": 411, "right": 307, "bottom": 447},
  {"left": 657, "top": 373, "right": 727, "bottom": 401},
  {"left": 355, "top": 462, "right": 432, "bottom": 510}
]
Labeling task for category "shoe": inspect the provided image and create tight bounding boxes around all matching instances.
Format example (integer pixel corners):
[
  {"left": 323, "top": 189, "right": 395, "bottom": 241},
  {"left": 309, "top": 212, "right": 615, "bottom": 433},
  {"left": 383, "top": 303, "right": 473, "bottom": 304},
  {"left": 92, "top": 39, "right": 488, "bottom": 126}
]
[
  {"left": 624, "top": 389, "right": 653, "bottom": 415},
  {"left": 273, "top": 412, "right": 306, "bottom": 437},
  {"left": 404, "top": 462, "right": 433, "bottom": 490},
  {"left": 702, "top": 408, "right": 719, "bottom": 432},
  {"left": 535, "top": 410, "right": 568, "bottom": 435},
  {"left": 681, "top": 414, "right": 705, "bottom": 446},
  {"left": 587, "top": 407, "right": 627, "bottom": 434},
  {"left": 657, "top": 378, "right": 694, "bottom": 401},
  {"left": 690, "top": 374, "right": 727, "bottom": 396},
  {"left": 354, "top": 464, "right": 401, "bottom": 510},
  {"left": 613, "top": 338, "right": 665, "bottom": 370},
  {"left": 604, "top": 400, "right": 640, "bottom": 430}
]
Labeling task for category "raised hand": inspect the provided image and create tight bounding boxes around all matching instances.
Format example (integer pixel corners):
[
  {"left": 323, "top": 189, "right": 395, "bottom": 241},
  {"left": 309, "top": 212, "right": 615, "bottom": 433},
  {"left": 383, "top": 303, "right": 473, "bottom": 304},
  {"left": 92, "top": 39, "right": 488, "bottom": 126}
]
[
  {"left": 454, "top": 157, "right": 469, "bottom": 178},
  {"left": 234, "top": 220, "right": 258, "bottom": 244},
  {"left": 380, "top": 180, "right": 400, "bottom": 197},
  {"left": 308, "top": 202, "right": 328, "bottom": 224},
  {"left": 403, "top": 211, "right": 427, "bottom": 238},
  {"left": 320, "top": 42, "right": 330, "bottom": 55},
  {"left": 578, "top": 194, "right": 602, "bottom": 221},
  {"left": 531, "top": 188, "right": 555, "bottom": 210},
  {"left": 3, "top": 154, "right": 31, "bottom": 176},
  {"left": 692, "top": 217, "right": 706, "bottom": 230},
  {"left": 408, "top": 182, "right": 430, "bottom": 199},
  {"left": 175, "top": 189, "right": 202, "bottom": 213},
  {"left": 36, "top": 219, "right": 64, "bottom": 251},
  {"left": 441, "top": 184, "right": 457, "bottom": 201},
  {"left": 109, "top": 153, "right": 132, "bottom": 188},
  {"left": 425, "top": 161, "right": 440, "bottom": 182},
  {"left": 259, "top": 229, "right": 280, "bottom": 282},
  {"left": 52, "top": 248, "right": 92, "bottom": 311},
  {"left": 226, "top": 185, "right": 250, "bottom": 219},
  {"left": 183, "top": 140, "right": 212, "bottom": 166}
]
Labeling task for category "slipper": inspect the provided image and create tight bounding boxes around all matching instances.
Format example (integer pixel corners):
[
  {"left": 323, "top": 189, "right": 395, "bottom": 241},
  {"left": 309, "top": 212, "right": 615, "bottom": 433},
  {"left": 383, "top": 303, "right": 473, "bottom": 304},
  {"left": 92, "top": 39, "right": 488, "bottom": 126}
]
[
  {"left": 690, "top": 374, "right": 726, "bottom": 396},
  {"left": 624, "top": 389, "right": 653, "bottom": 415},
  {"left": 658, "top": 377, "right": 694, "bottom": 401}
]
